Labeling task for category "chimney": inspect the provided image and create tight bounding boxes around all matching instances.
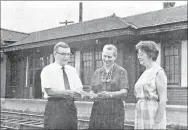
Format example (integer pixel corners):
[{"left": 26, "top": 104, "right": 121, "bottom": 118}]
[
  {"left": 163, "top": 2, "right": 175, "bottom": 9},
  {"left": 79, "top": 2, "right": 83, "bottom": 22}
]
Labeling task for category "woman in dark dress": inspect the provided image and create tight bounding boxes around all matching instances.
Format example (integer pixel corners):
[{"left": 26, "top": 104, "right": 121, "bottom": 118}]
[{"left": 88, "top": 44, "right": 129, "bottom": 129}]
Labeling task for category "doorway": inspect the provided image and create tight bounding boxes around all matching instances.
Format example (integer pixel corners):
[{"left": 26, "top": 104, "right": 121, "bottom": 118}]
[{"left": 33, "top": 69, "right": 42, "bottom": 99}]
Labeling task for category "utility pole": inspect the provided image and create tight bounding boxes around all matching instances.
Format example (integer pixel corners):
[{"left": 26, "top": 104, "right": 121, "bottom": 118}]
[
  {"left": 79, "top": 2, "right": 83, "bottom": 22},
  {"left": 59, "top": 20, "right": 74, "bottom": 25}
]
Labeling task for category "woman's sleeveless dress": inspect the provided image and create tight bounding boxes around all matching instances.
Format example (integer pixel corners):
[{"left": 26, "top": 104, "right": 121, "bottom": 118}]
[{"left": 134, "top": 65, "right": 167, "bottom": 129}]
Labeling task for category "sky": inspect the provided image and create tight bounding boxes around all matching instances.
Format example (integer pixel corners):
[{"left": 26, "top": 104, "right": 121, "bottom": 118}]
[{"left": 1, "top": 1, "right": 187, "bottom": 33}]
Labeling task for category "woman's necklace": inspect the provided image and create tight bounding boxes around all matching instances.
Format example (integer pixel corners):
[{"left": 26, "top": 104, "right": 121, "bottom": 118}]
[
  {"left": 101, "top": 64, "right": 114, "bottom": 83},
  {"left": 104, "top": 64, "right": 114, "bottom": 73}
]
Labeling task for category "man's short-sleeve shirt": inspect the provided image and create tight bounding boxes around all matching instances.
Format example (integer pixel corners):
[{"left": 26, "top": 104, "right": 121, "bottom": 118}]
[{"left": 41, "top": 62, "right": 83, "bottom": 99}]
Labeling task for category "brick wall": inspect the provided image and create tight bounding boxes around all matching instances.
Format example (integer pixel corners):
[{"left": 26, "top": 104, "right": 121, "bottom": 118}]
[
  {"left": 167, "top": 87, "right": 187, "bottom": 105},
  {"left": 83, "top": 87, "right": 187, "bottom": 105}
]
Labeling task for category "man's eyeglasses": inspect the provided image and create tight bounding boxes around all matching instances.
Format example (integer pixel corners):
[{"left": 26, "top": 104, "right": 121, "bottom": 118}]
[{"left": 56, "top": 52, "right": 72, "bottom": 56}]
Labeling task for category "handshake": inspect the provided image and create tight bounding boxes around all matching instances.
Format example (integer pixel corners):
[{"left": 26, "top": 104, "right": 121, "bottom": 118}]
[
  {"left": 79, "top": 91, "right": 113, "bottom": 100},
  {"left": 66, "top": 90, "right": 113, "bottom": 101}
]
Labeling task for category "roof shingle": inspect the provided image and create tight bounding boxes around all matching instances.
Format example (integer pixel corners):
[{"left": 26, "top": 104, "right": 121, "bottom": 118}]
[
  {"left": 122, "top": 5, "right": 187, "bottom": 28},
  {"left": 12, "top": 15, "right": 133, "bottom": 46},
  {"left": 3, "top": 4, "right": 187, "bottom": 48},
  {"left": 1, "top": 28, "right": 28, "bottom": 41}
]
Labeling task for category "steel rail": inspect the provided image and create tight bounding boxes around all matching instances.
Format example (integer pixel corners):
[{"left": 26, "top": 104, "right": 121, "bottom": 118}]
[{"left": 1, "top": 110, "right": 134, "bottom": 129}]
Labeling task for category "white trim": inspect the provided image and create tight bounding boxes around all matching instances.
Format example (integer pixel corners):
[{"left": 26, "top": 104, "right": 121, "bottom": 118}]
[
  {"left": 156, "top": 43, "right": 161, "bottom": 66},
  {"left": 25, "top": 57, "right": 29, "bottom": 87},
  {"left": 75, "top": 51, "right": 81, "bottom": 76},
  {"left": 50, "top": 54, "right": 54, "bottom": 63},
  {"left": 181, "top": 40, "right": 187, "bottom": 87}
]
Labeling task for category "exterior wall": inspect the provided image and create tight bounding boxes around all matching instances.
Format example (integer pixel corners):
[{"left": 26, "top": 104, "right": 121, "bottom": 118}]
[
  {"left": 163, "top": 39, "right": 187, "bottom": 105},
  {"left": 181, "top": 40, "right": 187, "bottom": 87},
  {"left": 1, "top": 53, "right": 7, "bottom": 97},
  {"left": 141, "top": 31, "right": 187, "bottom": 105},
  {"left": 167, "top": 87, "right": 187, "bottom": 105},
  {"left": 166, "top": 40, "right": 187, "bottom": 105},
  {"left": 123, "top": 41, "right": 137, "bottom": 103},
  {"left": 2, "top": 30, "right": 187, "bottom": 105}
]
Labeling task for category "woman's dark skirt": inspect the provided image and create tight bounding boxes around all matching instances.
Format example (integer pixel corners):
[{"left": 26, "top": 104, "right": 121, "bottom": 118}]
[
  {"left": 88, "top": 99, "right": 125, "bottom": 130},
  {"left": 44, "top": 97, "right": 77, "bottom": 130}
]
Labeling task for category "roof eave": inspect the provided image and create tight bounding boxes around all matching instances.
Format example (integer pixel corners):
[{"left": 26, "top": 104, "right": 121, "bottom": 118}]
[
  {"left": 137, "top": 21, "right": 188, "bottom": 35},
  {"left": 0, "top": 28, "right": 135, "bottom": 52}
]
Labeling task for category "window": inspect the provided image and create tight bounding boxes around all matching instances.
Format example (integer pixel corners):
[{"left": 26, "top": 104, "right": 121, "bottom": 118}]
[
  {"left": 95, "top": 51, "right": 103, "bottom": 69},
  {"left": 28, "top": 55, "right": 50, "bottom": 86},
  {"left": 82, "top": 51, "right": 102, "bottom": 85},
  {"left": 68, "top": 53, "right": 75, "bottom": 67},
  {"left": 164, "top": 42, "right": 181, "bottom": 86},
  {"left": 82, "top": 52, "right": 93, "bottom": 85}
]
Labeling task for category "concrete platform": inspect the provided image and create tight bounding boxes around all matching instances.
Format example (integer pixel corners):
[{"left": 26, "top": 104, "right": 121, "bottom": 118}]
[{"left": 1, "top": 98, "right": 187, "bottom": 129}]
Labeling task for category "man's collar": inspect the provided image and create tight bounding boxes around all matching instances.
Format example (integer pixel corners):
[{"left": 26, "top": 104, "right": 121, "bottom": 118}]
[
  {"left": 54, "top": 62, "right": 69, "bottom": 69},
  {"left": 54, "top": 62, "right": 63, "bottom": 69}
]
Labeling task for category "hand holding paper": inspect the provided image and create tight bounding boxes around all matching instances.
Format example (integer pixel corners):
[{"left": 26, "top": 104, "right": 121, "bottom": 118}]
[
  {"left": 97, "top": 91, "right": 111, "bottom": 99},
  {"left": 74, "top": 89, "right": 98, "bottom": 100}
]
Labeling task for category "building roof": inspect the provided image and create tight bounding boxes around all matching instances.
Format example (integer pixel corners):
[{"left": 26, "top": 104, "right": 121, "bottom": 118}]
[
  {"left": 1, "top": 28, "right": 28, "bottom": 42},
  {"left": 12, "top": 15, "right": 134, "bottom": 46},
  {"left": 1, "top": 4, "right": 187, "bottom": 51},
  {"left": 1, "top": 28, "right": 29, "bottom": 47},
  {"left": 122, "top": 5, "right": 187, "bottom": 28}
]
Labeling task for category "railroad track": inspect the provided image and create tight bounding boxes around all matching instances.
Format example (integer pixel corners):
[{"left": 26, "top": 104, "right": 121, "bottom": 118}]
[
  {"left": 1, "top": 111, "right": 134, "bottom": 129},
  {"left": 1, "top": 111, "right": 44, "bottom": 130},
  {"left": 0, "top": 111, "right": 90, "bottom": 130}
]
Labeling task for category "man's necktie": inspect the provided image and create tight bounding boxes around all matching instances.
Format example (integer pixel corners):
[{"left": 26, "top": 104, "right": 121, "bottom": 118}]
[
  {"left": 62, "top": 66, "right": 70, "bottom": 90},
  {"left": 62, "top": 66, "right": 73, "bottom": 105}
]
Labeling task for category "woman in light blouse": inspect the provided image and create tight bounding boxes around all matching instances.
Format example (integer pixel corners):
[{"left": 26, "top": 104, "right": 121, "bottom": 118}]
[{"left": 134, "top": 41, "right": 167, "bottom": 129}]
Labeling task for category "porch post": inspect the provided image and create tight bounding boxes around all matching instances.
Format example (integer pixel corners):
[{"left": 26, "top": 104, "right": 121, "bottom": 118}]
[
  {"left": 25, "top": 57, "right": 29, "bottom": 87},
  {"left": 50, "top": 54, "right": 54, "bottom": 63},
  {"left": 0, "top": 53, "right": 7, "bottom": 98},
  {"left": 156, "top": 43, "right": 161, "bottom": 66},
  {"left": 181, "top": 40, "right": 187, "bottom": 87},
  {"left": 75, "top": 51, "right": 81, "bottom": 76}
]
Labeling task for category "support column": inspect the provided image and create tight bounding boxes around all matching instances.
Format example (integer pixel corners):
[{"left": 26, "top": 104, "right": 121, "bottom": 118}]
[
  {"left": 181, "top": 40, "right": 187, "bottom": 87},
  {"left": 25, "top": 57, "right": 29, "bottom": 87},
  {"left": 75, "top": 51, "right": 81, "bottom": 76},
  {"left": 50, "top": 54, "right": 54, "bottom": 63},
  {"left": 1, "top": 53, "right": 7, "bottom": 98},
  {"left": 156, "top": 43, "right": 161, "bottom": 66}
]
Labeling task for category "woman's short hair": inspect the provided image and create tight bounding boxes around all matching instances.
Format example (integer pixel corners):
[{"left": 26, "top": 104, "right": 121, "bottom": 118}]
[
  {"left": 103, "top": 44, "right": 117, "bottom": 57},
  {"left": 135, "top": 41, "right": 159, "bottom": 61},
  {"left": 53, "top": 42, "right": 70, "bottom": 53}
]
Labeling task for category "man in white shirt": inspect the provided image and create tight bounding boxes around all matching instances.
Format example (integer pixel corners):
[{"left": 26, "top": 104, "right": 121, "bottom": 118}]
[{"left": 41, "top": 42, "right": 83, "bottom": 129}]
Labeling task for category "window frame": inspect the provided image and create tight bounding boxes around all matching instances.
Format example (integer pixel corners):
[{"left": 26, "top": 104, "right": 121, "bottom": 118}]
[
  {"left": 68, "top": 52, "right": 75, "bottom": 67},
  {"left": 28, "top": 55, "right": 50, "bottom": 86},
  {"left": 162, "top": 41, "right": 181, "bottom": 87},
  {"left": 81, "top": 48, "right": 103, "bottom": 86}
]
